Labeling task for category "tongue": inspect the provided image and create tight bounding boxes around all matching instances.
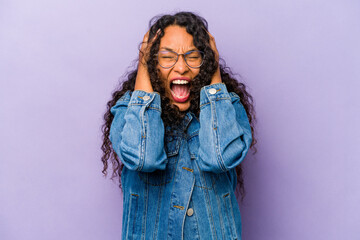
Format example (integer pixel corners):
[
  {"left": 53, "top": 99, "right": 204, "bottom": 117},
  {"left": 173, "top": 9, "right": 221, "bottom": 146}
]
[{"left": 172, "top": 84, "right": 189, "bottom": 97}]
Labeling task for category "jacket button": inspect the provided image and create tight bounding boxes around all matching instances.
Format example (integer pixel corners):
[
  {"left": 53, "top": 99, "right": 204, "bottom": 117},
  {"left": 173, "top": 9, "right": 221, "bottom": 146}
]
[
  {"left": 209, "top": 88, "right": 217, "bottom": 94},
  {"left": 187, "top": 208, "right": 194, "bottom": 216},
  {"left": 143, "top": 96, "right": 150, "bottom": 101}
]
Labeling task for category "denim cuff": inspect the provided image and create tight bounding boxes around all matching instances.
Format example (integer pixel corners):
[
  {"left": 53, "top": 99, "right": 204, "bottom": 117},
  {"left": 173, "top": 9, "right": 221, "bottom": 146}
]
[
  {"left": 129, "top": 90, "right": 161, "bottom": 111},
  {"left": 200, "top": 83, "right": 231, "bottom": 107}
]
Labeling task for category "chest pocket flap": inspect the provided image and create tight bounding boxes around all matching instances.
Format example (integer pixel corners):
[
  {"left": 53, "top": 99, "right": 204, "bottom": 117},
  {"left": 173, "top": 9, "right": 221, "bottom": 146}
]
[{"left": 165, "top": 135, "right": 181, "bottom": 157}]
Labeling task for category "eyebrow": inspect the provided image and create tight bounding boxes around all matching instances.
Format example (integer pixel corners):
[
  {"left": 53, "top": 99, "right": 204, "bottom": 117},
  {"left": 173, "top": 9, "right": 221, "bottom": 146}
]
[{"left": 160, "top": 47, "right": 198, "bottom": 52}]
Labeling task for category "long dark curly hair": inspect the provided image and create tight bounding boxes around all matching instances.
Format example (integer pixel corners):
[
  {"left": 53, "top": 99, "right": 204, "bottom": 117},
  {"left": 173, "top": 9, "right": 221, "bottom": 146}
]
[{"left": 101, "top": 12, "right": 257, "bottom": 200}]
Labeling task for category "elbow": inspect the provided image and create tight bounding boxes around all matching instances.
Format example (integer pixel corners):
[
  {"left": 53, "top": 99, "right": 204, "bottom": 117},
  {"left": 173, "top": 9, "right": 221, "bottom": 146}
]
[
  {"left": 221, "top": 135, "right": 252, "bottom": 170},
  {"left": 117, "top": 141, "right": 142, "bottom": 171},
  {"left": 119, "top": 141, "right": 167, "bottom": 172},
  {"left": 198, "top": 133, "right": 252, "bottom": 173}
]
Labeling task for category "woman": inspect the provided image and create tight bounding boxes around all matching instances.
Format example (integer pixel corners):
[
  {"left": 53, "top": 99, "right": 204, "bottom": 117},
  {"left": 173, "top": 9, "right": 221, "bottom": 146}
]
[{"left": 101, "top": 12, "right": 256, "bottom": 240}]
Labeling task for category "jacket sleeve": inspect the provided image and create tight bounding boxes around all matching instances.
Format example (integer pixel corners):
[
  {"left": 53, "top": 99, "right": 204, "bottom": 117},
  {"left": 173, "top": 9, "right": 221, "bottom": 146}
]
[
  {"left": 109, "top": 90, "right": 167, "bottom": 172},
  {"left": 197, "top": 83, "right": 253, "bottom": 173}
]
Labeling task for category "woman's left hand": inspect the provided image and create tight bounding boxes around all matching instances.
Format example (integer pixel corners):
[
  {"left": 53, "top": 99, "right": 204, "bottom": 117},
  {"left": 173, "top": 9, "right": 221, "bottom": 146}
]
[{"left": 207, "top": 31, "right": 222, "bottom": 85}]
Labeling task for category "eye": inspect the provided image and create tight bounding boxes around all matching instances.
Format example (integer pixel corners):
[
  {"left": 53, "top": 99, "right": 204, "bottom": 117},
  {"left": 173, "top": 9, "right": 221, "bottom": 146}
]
[
  {"left": 186, "top": 51, "right": 202, "bottom": 58},
  {"left": 158, "top": 51, "right": 177, "bottom": 60}
]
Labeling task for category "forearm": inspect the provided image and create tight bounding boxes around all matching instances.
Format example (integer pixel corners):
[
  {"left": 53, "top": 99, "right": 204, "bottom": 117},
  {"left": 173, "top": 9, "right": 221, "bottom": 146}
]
[
  {"left": 110, "top": 91, "right": 167, "bottom": 172},
  {"left": 197, "top": 83, "right": 252, "bottom": 173},
  {"left": 134, "top": 64, "right": 154, "bottom": 93}
]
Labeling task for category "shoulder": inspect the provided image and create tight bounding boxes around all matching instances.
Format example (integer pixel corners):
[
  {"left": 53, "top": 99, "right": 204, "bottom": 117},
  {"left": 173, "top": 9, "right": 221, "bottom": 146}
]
[{"left": 229, "top": 92, "right": 241, "bottom": 103}]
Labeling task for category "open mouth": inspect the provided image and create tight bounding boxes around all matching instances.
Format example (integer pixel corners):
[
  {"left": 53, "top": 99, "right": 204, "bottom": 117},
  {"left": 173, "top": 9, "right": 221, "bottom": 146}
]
[{"left": 170, "top": 79, "right": 191, "bottom": 103}]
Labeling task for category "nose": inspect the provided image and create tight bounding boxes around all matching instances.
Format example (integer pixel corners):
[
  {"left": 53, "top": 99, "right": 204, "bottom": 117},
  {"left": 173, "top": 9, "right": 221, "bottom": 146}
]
[{"left": 173, "top": 55, "right": 188, "bottom": 74}]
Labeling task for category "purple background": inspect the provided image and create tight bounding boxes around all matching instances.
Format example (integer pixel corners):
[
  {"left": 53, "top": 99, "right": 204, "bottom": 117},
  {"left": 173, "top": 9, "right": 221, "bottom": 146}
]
[{"left": 1, "top": 0, "right": 359, "bottom": 239}]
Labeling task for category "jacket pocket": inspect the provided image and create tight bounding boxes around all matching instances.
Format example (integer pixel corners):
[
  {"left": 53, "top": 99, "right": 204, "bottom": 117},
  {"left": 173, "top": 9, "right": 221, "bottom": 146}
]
[
  {"left": 165, "top": 135, "right": 181, "bottom": 157},
  {"left": 222, "top": 193, "right": 239, "bottom": 240}
]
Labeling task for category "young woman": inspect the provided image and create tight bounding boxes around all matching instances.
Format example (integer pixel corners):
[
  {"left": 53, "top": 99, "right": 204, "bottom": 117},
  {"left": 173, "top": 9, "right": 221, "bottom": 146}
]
[{"left": 101, "top": 11, "right": 256, "bottom": 240}]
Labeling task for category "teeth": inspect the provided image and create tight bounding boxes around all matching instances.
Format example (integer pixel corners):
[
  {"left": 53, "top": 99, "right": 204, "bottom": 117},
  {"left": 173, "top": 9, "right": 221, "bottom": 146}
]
[{"left": 172, "top": 79, "right": 189, "bottom": 84}]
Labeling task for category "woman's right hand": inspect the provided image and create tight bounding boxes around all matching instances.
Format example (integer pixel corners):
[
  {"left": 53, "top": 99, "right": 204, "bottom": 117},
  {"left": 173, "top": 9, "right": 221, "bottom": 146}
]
[{"left": 134, "top": 30, "right": 160, "bottom": 93}]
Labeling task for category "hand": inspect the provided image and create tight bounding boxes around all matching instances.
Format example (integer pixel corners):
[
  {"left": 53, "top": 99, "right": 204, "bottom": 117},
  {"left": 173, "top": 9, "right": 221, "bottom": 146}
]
[
  {"left": 206, "top": 30, "right": 222, "bottom": 85},
  {"left": 134, "top": 30, "right": 160, "bottom": 92}
]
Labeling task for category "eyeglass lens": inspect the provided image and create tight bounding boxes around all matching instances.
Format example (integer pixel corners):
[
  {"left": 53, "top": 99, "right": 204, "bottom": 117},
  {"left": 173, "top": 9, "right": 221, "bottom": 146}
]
[{"left": 158, "top": 51, "right": 203, "bottom": 68}]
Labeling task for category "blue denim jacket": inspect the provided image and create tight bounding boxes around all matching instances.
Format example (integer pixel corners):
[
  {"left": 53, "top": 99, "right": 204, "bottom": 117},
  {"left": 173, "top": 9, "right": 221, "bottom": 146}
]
[{"left": 110, "top": 83, "right": 252, "bottom": 240}]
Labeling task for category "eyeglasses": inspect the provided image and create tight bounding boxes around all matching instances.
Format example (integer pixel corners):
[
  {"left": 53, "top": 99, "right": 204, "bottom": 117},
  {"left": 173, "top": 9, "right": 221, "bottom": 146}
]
[{"left": 156, "top": 50, "right": 204, "bottom": 69}]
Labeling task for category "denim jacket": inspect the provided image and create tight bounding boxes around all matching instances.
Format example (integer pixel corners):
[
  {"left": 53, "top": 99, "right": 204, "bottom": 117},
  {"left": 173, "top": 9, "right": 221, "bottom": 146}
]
[{"left": 110, "top": 83, "right": 252, "bottom": 240}]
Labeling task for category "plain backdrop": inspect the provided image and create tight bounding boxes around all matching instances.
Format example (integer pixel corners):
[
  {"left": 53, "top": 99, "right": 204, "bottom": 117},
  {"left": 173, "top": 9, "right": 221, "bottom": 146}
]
[{"left": 1, "top": 0, "right": 359, "bottom": 239}]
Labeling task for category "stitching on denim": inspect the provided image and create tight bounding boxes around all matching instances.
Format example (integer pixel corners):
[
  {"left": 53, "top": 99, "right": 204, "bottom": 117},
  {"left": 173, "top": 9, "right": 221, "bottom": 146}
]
[
  {"left": 211, "top": 99, "right": 227, "bottom": 171},
  {"left": 182, "top": 177, "right": 196, "bottom": 238},
  {"left": 182, "top": 167, "right": 193, "bottom": 172},
  {"left": 196, "top": 161, "right": 216, "bottom": 190},
  {"left": 194, "top": 184, "right": 212, "bottom": 190},
  {"left": 147, "top": 107, "right": 161, "bottom": 112},
  {"left": 197, "top": 162, "right": 211, "bottom": 190},
  {"left": 125, "top": 193, "right": 134, "bottom": 239},
  {"left": 187, "top": 131, "right": 199, "bottom": 140},
  {"left": 193, "top": 161, "right": 217, "bottom": 238},
  {"left": 200, "top": 102, "right": 211, "bottom": 108},
  {"left": 165, "top": 138, "right": 180, "bottom": 156},
  {"left": 128, "top": 104, "right": 161, "bottom": 112},
  {"left": 205, "top": 174, "right": 218, "bottom": 239},
  {"left": 142, "top": 182, "right": 148, "bottom": 238},
  {"left": 173, "top": 205, "right": 184, "bottom": 210},
  {"left": 191, "top": 201, "right": 201, "bottom": 239},
  {"left": 131, "top": 194, "right": 139, "bottom": 239},
  {"left": 138, "top": 106, "right": 146, "bottom": 171},
  {"left": 213, "top": 178, "right": 226, "bottom": 239},
  {"left": 200, "top": 97, "right": 231, "bottom": 108},
  {"left": 211, "top": 100, "right": 227, "bottom": 172},
  {"left": 227, "top": 194, "right": 239, "bottom": 239},
  {"left": 129, "top": 103, "right": 146, "bottom": 106},
  {"left": 152, "top": 185, "right": 163, "bottom": 239},
  {"left": 229, "top": 92, "right": 240, "bottom": 100},
  {"left": 223, "top": 194, "right": 235, "bottom": 238}
]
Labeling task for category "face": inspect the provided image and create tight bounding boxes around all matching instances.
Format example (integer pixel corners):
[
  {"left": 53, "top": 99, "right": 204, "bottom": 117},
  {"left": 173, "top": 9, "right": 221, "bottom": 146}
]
[{"left": 157, "top": 25, "right": 200, "bottom": 112}]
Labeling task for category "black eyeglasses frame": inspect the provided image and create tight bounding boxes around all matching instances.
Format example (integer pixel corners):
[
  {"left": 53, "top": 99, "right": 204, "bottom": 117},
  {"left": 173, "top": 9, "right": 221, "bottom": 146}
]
[{"left": 156, "top": 50, "right": 205, "bottom": 69}]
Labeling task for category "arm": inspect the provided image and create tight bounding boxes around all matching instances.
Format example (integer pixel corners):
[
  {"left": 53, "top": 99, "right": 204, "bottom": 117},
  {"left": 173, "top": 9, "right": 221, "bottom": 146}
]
[
  {"left": 197, "top": 83, "right": 253, "bottom": 173},
  {"left": 109, "top": 91, "right": 167, "bottom": 172},
  {"left": 109, "top": 29, "right": 167, "bottom": 171},
  {"left": 134, "top": 29, "right": 160, "bottom": 93}
]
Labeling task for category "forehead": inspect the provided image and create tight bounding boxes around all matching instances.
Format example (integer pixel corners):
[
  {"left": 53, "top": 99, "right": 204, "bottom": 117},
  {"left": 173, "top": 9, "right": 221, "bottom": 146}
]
[{"left": 159, "top": 25, "right": 195, "bottom": 51}]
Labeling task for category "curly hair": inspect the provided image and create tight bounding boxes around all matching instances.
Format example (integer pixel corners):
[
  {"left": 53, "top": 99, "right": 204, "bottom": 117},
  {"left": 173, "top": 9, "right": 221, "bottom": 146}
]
[{"left": 101, "top": 12, "right": 257, "bottom": 200}]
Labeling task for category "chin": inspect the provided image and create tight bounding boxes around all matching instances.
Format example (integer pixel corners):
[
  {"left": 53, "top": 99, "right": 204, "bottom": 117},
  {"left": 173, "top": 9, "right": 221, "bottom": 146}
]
[{"left": 173, "top": 102, "right": 191, "bottom": 112}]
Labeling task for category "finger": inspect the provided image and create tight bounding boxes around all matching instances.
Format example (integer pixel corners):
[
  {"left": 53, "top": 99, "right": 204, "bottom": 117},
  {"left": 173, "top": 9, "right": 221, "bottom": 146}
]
[
  {"left": 202, "top": 26, "right": 215, "bottom": 40},
  {"left": 202, "top": 27, "right": 219, "bottom": 61},
  {"left": 139, "top": 29, "right": 161, "bottom": 64},
  {"left": 142, "top": 30, "right": 150, "bottom": 43},
  {"left": 140, "top": 29, "right": 157, "bottom": 50},
  {"left": 202, "top": 27, "right": 216, "bottom": 48},
  {"left": 148, "top": 29, "right": 161, "bottom": 44}
]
